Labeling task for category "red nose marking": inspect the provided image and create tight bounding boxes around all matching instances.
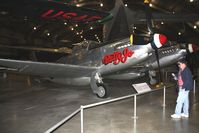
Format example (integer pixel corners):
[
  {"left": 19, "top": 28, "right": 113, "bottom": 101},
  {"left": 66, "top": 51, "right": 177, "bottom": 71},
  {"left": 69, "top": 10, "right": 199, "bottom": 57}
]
[{"left": 159, "top": 34, "right": 167, "bottom": 46}]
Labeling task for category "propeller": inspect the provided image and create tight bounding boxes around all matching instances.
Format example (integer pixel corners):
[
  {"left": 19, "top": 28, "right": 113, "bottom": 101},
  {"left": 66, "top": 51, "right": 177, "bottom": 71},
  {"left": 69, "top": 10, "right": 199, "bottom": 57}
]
[
  {"left": 144, "top": 0, "right": 165, "bottom": 85},
  {"left": 144, "top": 0, "right": 154, "bottom": 34}
]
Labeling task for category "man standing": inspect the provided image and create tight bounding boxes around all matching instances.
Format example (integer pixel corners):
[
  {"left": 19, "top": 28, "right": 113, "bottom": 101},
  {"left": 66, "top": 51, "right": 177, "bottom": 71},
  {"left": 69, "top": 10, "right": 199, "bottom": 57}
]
[{"left": 171, "top": 59, "right": 193, "bottom": 119}]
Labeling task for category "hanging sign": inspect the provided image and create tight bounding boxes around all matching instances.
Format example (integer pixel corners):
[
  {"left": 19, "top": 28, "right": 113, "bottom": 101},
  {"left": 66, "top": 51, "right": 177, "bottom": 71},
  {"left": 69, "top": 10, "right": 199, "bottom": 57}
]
[{"left": 41, "top": 10, "right": 102, "bottom": 22}]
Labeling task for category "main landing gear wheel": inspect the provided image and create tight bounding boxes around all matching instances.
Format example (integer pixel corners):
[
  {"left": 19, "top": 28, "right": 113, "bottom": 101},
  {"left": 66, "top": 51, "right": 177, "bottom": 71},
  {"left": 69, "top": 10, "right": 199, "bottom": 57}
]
[{"left": 96, "top": 84, "right": 109, "bottom": 98}]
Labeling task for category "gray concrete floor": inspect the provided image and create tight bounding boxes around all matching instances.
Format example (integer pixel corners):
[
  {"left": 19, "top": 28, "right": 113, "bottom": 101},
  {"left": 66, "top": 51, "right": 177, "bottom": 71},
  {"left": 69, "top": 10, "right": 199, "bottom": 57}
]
[{"left": 0, "top": 75, "right": 198, "bottom": 133}]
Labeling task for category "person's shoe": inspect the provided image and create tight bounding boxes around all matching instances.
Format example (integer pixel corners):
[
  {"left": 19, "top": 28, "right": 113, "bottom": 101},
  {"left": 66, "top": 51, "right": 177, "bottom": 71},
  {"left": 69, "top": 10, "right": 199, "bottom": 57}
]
[
  {"left": 181, "top": 113, "right": 189, "bottom": 118},
  {"left": 171, "top": 114, "right": 181, "bottom": 119}
]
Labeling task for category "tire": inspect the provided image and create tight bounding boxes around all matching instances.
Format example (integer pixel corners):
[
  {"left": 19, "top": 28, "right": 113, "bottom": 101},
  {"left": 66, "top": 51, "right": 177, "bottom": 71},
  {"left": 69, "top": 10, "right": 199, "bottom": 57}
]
[{"left": 96, "top": 84, "right": 109, "bottom": 98}]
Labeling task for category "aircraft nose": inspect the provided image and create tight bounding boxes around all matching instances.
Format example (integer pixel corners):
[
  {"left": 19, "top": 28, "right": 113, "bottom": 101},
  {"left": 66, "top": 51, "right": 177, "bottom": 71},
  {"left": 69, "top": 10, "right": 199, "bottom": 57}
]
[
  {"left": 152, "top": 34, "right": 167, "bottom": 49},
  {"left": 187, "top": 43, "right": 199, "bottom": 53}
]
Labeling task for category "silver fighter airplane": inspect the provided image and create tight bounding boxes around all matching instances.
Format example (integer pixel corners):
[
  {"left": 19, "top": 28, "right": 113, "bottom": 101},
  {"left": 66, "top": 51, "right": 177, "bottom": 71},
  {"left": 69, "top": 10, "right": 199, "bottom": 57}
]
[
  {"left": 0, "top": 0, "right": 199, "bottom": 98},
  {"left": 0, "top": 34, "right": 198, "bottom": 98}
]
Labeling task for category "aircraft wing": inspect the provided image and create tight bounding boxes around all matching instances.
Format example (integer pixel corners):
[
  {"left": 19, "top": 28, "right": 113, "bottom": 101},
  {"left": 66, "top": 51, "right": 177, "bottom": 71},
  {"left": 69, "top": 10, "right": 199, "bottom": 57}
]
[{"left": 0, "top": 58, "right": 97, "bottom": 78}]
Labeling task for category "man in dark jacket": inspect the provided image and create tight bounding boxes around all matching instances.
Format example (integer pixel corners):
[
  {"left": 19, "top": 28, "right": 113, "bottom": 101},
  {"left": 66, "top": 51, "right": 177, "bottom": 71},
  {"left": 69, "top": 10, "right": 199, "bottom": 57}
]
[{"left": 171, "top": 59, "right": 193, "bottom": 119}]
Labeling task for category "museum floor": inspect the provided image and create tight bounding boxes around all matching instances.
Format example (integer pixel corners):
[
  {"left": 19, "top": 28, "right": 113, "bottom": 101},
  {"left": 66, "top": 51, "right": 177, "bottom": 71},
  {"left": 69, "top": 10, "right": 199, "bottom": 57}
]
[{"left": 0, "top": 75, "right": 199, "bottom": 133}]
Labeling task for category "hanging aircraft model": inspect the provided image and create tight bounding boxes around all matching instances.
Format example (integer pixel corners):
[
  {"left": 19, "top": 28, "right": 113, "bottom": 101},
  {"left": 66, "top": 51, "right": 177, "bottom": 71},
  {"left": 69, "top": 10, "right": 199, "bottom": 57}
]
[{"left": 0, "top": 0, "right": 199, "bottom": 98}]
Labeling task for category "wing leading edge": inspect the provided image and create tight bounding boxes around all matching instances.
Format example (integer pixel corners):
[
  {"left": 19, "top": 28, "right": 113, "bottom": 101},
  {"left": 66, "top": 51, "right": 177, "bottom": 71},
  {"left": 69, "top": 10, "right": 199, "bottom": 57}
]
[{"left": 0, "top": 58, "right": 97, "bottom": 78}]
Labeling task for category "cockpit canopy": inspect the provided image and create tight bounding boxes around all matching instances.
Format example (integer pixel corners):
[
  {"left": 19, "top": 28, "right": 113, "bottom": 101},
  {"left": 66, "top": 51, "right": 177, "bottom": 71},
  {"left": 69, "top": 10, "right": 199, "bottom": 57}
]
[{"left": 72, "top": 40, "right": 100, "bottom": 51}]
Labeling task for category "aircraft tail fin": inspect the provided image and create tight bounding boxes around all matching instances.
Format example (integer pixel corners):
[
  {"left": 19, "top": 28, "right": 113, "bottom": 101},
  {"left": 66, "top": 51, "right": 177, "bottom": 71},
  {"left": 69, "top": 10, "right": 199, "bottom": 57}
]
[{"left": 103, "top": 0, "right": 130, "bottom": 41}]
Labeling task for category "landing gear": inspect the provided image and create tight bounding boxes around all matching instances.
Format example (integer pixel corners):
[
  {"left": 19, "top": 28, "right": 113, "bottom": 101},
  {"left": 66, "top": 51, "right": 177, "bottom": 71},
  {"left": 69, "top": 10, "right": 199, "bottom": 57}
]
[
  {"left": 96, "top": 83, "right": 109, "bottom": 98},
  {"left": 149, "top": 70, "right": 157, "bottom": 85},
  {"left": 90, "top": 72, "right": 109, "bottom": 98}
]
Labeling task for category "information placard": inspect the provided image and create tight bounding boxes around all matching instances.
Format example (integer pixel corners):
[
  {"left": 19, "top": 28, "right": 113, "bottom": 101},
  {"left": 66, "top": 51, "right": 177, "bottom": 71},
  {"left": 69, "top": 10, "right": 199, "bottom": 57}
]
[{"left": 132, "top": 82, "right": 151, "bottom": 93}]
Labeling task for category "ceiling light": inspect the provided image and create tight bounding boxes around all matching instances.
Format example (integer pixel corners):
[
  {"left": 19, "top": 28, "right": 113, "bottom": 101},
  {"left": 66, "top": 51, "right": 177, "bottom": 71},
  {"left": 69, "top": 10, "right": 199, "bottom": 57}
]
[
  {"left": 47, "top": 33, "right": 50, "bottom": 36},
  {"left": 100, "top": 3, "right": 103, "bottom": 7},
  {"left": 24, "top": 16, "right": 28, "bottom": 21},
  {"left": 80, "top": 31, "right": 83, "bottom": 34},
  {"left": 149, "top": 3, "right": 153, "bottom": 7},
  {"left": 125, "top": 4, "right": 128, "bottom": 7},
  {"left": 33, "top": 27, "right": 37, "bottom": 30},
  {"left": 76, "top": 4, "right": 80, "bottom": 7},
  {"left": 161, "top": 22, "right": 164, "bottom": 25},
  {"left": 0, "top": 11, "right": 8, "bottom": 15},
  {"left": 64, "top": 22, "right": 67, "bottom": 25},
  {"left": 189, "top": 0, "right": 194, "bottom": 2},
  {"left": 178, "top": 32, "right": 181, "bottom": 35},
  {"left": 193, "top": 25, "right": 197, "bottom": 29}
]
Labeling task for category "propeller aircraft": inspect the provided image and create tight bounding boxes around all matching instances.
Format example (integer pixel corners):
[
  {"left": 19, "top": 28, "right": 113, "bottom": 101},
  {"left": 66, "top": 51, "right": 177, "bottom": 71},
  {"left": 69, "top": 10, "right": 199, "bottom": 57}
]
[
  {"left": 0, "top": 34, "right": 198, "bottom": 98},
  {"left": 0, "top": 0, "right": 199, "bottom": 98}
]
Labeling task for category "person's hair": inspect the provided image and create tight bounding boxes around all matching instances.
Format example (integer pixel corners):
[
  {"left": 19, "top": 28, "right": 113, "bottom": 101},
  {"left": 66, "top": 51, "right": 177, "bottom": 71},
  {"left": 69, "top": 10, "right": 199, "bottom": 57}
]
[{"left": 177, "top": 59, "right": 187, "bottom": 64}]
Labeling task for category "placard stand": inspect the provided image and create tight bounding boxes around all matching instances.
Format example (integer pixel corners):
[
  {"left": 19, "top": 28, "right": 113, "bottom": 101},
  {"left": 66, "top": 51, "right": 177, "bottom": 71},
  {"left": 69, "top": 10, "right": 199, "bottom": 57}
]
[{"left": 132, "top": 82, "right": 151, "bottom": 93}]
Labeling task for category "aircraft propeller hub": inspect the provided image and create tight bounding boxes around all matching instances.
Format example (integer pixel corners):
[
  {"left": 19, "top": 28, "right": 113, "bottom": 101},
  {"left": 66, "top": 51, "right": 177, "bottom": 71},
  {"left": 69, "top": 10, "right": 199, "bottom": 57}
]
[{"left": 153, "top": 34, "right": 167, "bottom": 49}]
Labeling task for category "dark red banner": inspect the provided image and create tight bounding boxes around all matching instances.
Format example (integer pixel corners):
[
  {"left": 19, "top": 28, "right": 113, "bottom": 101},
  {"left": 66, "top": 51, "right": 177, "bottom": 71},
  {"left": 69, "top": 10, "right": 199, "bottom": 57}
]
[
  {"left": 102, "top": 48, "right": 134, "bottom": 65},
  {"left": 0, "top": 0, "right": 112, "bottom": 24},
  {"left": 41, "top": 9, "right": 102, "bottom": 22}
]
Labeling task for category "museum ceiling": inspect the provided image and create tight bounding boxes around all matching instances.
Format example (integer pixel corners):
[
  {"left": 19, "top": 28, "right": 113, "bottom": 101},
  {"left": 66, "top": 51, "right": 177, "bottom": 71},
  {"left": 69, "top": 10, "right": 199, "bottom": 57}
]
[{"left": 0, "top": 0, "right": 199, "bottom": 52}]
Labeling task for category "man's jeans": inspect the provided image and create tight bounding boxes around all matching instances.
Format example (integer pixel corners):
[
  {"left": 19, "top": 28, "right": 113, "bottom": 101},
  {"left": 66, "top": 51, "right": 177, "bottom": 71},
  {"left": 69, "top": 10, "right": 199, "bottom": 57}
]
[{"left": 175, "top": 88, "right": 190, "bottom": 115}]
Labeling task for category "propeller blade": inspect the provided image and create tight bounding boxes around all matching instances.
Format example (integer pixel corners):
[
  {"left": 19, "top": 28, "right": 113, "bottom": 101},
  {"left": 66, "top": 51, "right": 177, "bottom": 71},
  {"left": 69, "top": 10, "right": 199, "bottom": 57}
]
[
  {"left": 151, "top": 33, "right": 167, "bottom": 83},
  {"left": 155, "top": 49, "right": 162, "bottom": 83},
  {"left": 144, "top": 0, "right": 154, "bottom": 34},
  {"left": 144, "top": 0, "right": 164, "bottom": 84}
]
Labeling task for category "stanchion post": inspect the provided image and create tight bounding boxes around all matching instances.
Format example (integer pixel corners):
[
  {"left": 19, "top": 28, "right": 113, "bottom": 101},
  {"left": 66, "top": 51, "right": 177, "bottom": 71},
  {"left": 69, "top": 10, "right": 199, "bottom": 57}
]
[
  {"left": 194, "top": 79, "right": 196, "bottom": 94},
  {"left": 132, "top": 95, "right": 138, "bottom": 119},
  {"left": 134, "top": 95, "right": 136, "bottom": 118},
  {"left": 80, "top": 106, "right": 84, "bottom": 133},
  {"left": 163, "top": 86, "right": 166, "bottom": 107}
]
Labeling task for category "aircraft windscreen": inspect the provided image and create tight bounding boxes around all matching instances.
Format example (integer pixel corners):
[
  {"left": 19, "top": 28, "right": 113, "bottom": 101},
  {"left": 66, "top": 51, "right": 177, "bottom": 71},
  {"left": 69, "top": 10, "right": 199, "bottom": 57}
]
[{"left": 72, "top": 40, "right": 100, "bottom": 51}]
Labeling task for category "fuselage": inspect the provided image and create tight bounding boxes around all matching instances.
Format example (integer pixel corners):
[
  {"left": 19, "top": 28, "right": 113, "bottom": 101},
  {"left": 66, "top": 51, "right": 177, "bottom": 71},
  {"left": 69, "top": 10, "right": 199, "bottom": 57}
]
[
  {"left": 47, "top": 34, "right": 199, "bottom": 86},
  {"left": 54, "top": 39, "right": 189, "bottom": 84}
]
